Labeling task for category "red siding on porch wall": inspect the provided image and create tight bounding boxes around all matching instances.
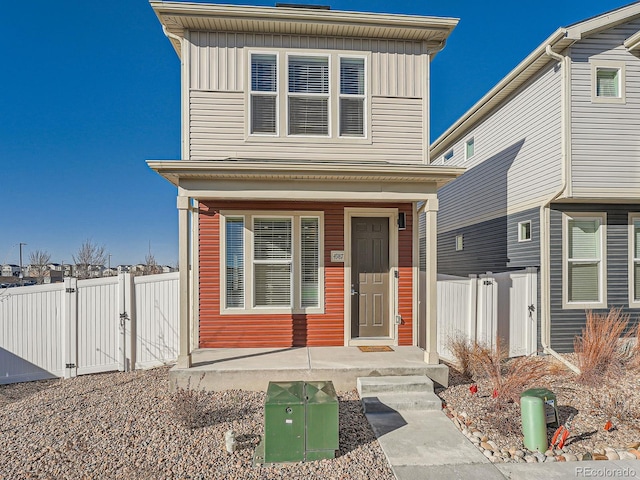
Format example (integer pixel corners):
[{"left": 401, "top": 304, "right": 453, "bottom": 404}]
[{"left": 198, "top": 201, "right": 414, "bottom": 348}]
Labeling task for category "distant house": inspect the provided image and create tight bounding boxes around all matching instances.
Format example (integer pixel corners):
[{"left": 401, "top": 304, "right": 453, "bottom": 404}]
[
  {"left": 1, "top": 264, "right": 21, "bottom": 277},
  {"left": 148, "top": 1, "right": 463, "bottom": 368},
  {"left": 102, "top": 267, "right": 118, "bottom": 277},
  {"left": 430, "top": 3, "right": 640, "bottom": 353}
]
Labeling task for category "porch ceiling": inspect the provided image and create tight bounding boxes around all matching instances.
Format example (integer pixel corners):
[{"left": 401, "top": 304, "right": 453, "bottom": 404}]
[{"left": 147, "top": 159, "right": 464, "bottom": 201}]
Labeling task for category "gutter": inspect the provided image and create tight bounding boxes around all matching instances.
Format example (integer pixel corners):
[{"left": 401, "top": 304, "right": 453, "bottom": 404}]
[{"left": 539, "top": 45, "right": 580, "bottom": 374}]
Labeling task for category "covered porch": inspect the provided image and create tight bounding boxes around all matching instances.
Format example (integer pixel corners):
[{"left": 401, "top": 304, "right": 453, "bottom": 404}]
[
  {"left": 147, "top": 159, "right": 464, "bottom": 375},
  {"left": 169, "top": 346, "right": 449, "bottom": 392}
]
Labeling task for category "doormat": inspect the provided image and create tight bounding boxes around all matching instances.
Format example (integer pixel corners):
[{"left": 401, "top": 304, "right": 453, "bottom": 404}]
[{"left": 358, "top": 346, "right": 394, "bottom": 352}]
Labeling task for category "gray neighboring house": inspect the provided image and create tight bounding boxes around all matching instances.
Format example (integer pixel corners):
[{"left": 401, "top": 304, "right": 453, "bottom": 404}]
[{"left": 430, "top": 3, "right": 640, "bottom": 353}]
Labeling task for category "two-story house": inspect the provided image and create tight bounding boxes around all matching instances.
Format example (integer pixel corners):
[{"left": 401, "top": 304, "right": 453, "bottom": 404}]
[
  {"left": 148, "top": 1, "right": 463, "bottom": 368},
  {"left": 430, "top": 3, "right": 640, "bottom": 358}
]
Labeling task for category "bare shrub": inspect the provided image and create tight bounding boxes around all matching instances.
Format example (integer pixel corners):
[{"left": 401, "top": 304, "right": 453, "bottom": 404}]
[
  {"left": 470, "top": 338, "right": 548, "bottom": 406},
  {"left": 447, "top": 335, "right": 474, "bottom": 379},
  {"left": 469, "top": 338, "right": 505, "bottom": 387},
  {"left": 592, "top": 389, "right": 636, "bottom": 423},
  {"left": 574, "top": 308, "right": 629, "bottom": 385},
  {"left": 172, "top": 375, "right": 209, "bottom": 430},
  {"left": 631, "top": 321, "right": 640, "bottom": 370},
  {"left": 499, "top": 356, "right": 549, "bottom": 404}
]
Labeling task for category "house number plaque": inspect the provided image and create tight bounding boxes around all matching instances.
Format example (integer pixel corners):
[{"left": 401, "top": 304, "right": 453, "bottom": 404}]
[{"left": 331, "top": 251, "right": 345, "bottom": 263}]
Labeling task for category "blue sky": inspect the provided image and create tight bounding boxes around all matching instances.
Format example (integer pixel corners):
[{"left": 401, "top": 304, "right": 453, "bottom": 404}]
[{"left": 0, "top": 0, "right": 632, "bottom": 266}]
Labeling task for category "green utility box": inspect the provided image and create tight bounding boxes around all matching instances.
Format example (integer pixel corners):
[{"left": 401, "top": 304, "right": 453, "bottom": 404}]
[
  {"left": 305, "top": 381, "right": 339, "bottom": 461},
  {"left": 521, "top": 388, "right": 559, "bottom": 426},
  {"left": 254, "top": 380, "right": 339, "bottom": 464}
]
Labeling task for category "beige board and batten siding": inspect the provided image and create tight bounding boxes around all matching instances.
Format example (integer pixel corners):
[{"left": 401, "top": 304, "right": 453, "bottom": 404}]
[
  {"left": 435, "top": 62, "right": 563, "bottom": 234},
  {"left": 186, "top": 31, "right": 425, "bottom": 163},
  {"left": 189, "top": 92, "right": 423, "bottom": 162},
  {"left": 570, "top": 18, "right": 640, "bottom": 199},
  {"left": 188, "top": 31, "right": 424, "bottom": 97}
]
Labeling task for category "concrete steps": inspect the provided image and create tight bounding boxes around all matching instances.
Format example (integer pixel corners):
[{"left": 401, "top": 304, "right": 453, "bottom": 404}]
[{"left": 357, "top": 375, "right": 443, "bottom": 413}]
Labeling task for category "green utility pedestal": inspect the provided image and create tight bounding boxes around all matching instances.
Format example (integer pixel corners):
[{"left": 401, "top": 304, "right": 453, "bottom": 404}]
[{"left": 254, "top": 380, "right": 339, "bottom": 464}]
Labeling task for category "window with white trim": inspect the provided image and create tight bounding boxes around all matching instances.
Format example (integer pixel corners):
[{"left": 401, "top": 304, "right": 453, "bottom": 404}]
[
  {"left": 225, "top": 217, "right": 245, "bottom": 308},
  {"left": 518, "top": 221, "right": 532, "bottom": 242},
  {"left": 339, "top": 57, "right": 365, "bottom": 137},
  {"left": 563, "top": 213, "right": 606, "bottom": 307},
  {"left": 465, "top": 138, "right": 475, "bottom": 160},
  {"left": 630, "top": 215, "right": 640, "bottom": 306},
  {"left": 455, "top": 235, "right": 463, "bottom": 251},
  {"left": 250, "top": 53, "right": 278, "bottom": 135},
  {"left": 288, "top": 55, "right": 329, "bottom": 136},
  {"left": 443, "top": 149, "right": 454, "bottom": 162},
  {"left": 247, "top": 51, "right": 368, "bottom": 139},
  {"left": 221, "top": 212, "right": 323, "bottom": 313},
  {"left": 591, "top": 61, "right": 625, "bottom": 104}
]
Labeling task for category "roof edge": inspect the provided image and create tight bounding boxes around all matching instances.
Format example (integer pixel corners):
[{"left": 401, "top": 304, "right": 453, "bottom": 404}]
[
  {"left": 430, "top": 28, "right": 567, "bottom": 157},
  {"left": 150, "top": 1, "right": 459, "bottom": 35}
]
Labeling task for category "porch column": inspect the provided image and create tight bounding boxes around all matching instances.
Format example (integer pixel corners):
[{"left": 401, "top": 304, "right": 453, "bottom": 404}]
[
  {"left": 424, "top": 197, "right": 439, "bottom": 364},
  {"left": 177, "top": 194, "right": 192, "bottom": 368}
]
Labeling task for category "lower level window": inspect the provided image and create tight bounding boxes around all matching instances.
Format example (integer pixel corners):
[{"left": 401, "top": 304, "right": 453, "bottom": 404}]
[
  {"left": 222, "top": 212, "right": 322, "bottom": 313},
  {"left": 564, "top": 213, "right": 606, "bottom": 307},
  {"left": 631, "top": 215, "right": 640, "bottom": 305}
]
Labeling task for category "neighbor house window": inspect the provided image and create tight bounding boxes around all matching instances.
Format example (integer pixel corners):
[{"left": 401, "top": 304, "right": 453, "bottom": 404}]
[
  {"left": 592, "top": 61, "right": 625, "bottom": 104},
  {"left": 518, "top": 221, "right": 532, "bottom": 242},
  {"left": 288, "top": 55, "right": 330, "bottom": 136},
  {"left": 250, "top": 53, "right": 278, "bottom": 134},
  {"left": 339, "top": 57, "right": 365, "bottom": 137},
  {"left": 443, "top": 149, "right": 454, "bottom": 162},
  {"left": 630, "top": 215, "right": 640, "bottom": 306},
  {"left": 563, "top": 213, "right": 606, "bottom": 308},
  {"left": 465, "top": 138, "right": 475, "bottom": 159},
  {"left": 455, "top": 235, "right": 463, "bottom": 251},
  {"left": 221, "top": 212, "right": 323, "bottom": 313}
]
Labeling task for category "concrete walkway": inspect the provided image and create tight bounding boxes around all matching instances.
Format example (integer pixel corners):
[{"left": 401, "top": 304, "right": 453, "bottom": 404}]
[{"left": 366, "top": 407, "right": 640, "bottom": 479}]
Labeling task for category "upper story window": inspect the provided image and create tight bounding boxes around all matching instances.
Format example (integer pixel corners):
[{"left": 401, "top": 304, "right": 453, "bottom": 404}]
[
  {"left": 250, "top": 54, "right": 278, "bottom": 135},
  {"left": 591, "top": 61, "right": 625, "bottom": 104},
  {"left": 443, "top": 149, "right": 454, "bottom": 162},
  {"left": 248, "top": 50, "right": 368, "bottom": 140},
  {"left": 465, "top": 138, "right": 475, "bottom": 160},
  {"left": 288, "top": 55, "right": 330, "bottom": 136},
  {"left": 339, "top": 57, "right": 365, "bottom": 137}
]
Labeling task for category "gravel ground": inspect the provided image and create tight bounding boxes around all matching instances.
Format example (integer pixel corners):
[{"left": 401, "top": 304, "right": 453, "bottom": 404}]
[
  {"left": 438, "top": 355, "right": 640, "bottom": 460},
  {"left": 0, "top": 367, "right": 393, "bottom": 479}
]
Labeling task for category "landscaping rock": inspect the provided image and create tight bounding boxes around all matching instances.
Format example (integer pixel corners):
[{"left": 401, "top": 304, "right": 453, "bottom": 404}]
[
  {"left": 562, "top": 453, "right": 578, "bottom": 462},
  {"left": 524, "top": 455, "right": 537, "bottom": 463}
]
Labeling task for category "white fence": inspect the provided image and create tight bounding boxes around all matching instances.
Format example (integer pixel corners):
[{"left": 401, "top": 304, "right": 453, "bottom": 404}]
[
  {"left": 437, "top": 268, "right": 537, "bottom": 362},
  {"left": 0, "top": 272, "right": 179, "bottom": 384}
]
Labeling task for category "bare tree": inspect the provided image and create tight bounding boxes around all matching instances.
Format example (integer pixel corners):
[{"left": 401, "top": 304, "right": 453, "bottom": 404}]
[
  {"left": 28, "top": 250, "right": 51, "bottom": 284},
  {"left": 72, "top": 240, "right": 106, "bottom": 279},
  {"left": 142, "top": 252, "right": 161, "bottom": 276}
]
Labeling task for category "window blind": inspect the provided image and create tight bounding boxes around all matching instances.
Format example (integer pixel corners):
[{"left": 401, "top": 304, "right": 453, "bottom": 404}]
[
  {"left": 300, "top": 218, "right": 319, "bottom": 308},
  {"left": 597, "top": 69, "right": 619, "bottom": 97},
  {"left": 568, "top": 219, "right": 601, "bottom": 302},
  {"left": 634, "top": 221, "right": 640, "bottom": 301},
  {"left": 225, "top": 218, "right": 244, "bottom": 308},
  {"left": 340, "top": 58, "right": 364, "bottom": 137},
  {"left": 288, "top": 56, "right": 329, "bottom": 135},
  {"left": 251, "top": 54, "right": 277, "bottom": 134},
  {"left": 254, "top": 218, "right": 292, "bottom": 307}
]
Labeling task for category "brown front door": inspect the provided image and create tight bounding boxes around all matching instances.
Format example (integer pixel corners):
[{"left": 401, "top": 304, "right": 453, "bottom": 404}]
[{"left": 351, "top": 217, "right": 390, "bottom": 338}]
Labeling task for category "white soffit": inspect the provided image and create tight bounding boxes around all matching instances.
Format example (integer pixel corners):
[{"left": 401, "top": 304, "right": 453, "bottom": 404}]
[{"left": 150, "top": 1, "right": 459, "bottom": 56}]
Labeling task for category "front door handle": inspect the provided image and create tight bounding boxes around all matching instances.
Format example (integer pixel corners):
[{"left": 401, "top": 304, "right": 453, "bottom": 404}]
[{"left": 351, "top": 284, "right": 359, "bottom": 296}]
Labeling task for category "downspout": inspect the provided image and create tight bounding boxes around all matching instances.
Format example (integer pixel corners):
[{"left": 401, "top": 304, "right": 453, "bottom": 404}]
[{"left": 540, "top": 45, "right": 580, "bottom": 374}]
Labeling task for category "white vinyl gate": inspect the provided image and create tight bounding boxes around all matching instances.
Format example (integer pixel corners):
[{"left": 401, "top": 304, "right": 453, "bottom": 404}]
[
  {"left": 0, "top": 272, "right": 179, "bottom": 384},
  {"left": 437, "top": 268, "right": 537, "bottom": 361}
]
